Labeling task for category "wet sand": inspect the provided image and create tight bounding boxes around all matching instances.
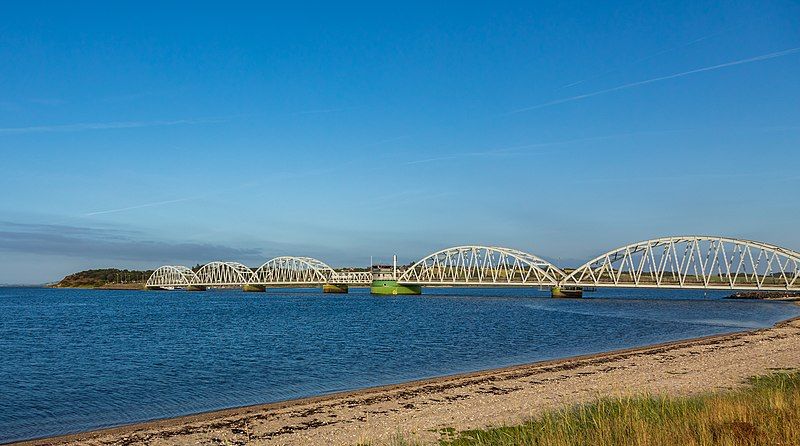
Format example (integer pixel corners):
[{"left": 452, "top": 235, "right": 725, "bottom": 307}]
[{"left": 14, "top": 315, "right": 800, "bottom": 446}]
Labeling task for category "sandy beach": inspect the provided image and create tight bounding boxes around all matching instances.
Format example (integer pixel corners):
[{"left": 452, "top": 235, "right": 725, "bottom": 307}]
[{"left": 13, "top": 314, "right": 800, "bottom": 446}]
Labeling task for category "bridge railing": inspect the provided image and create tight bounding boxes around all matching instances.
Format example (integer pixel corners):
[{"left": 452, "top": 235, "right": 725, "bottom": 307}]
[{"left": 329, "top": 271, "right": 373, "bottom": 284}]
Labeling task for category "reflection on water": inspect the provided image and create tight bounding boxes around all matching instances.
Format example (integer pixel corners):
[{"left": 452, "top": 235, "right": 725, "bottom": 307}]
[{"left": 0, "top": 286, "right": 798, "bottom": 443}]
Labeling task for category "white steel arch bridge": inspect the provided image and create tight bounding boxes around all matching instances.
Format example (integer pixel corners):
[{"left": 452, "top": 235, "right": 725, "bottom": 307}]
[
  {"left": 557, "top": 236, "right": 800, "bottom": 291},
  {"left": 147, "top": 236, "right": 800, "bottom": 293},
  {"left": 396, "top": 236, "right": 800, "bottom": 291},
  {"left": 147, "top": 265, "right": 199, "bottom": 288},
  {"left": 396, "top": 245, "right": 565, "bottom": 286},
  {"left": 146, "top": 256, "right": 372, "bottom": 289}
]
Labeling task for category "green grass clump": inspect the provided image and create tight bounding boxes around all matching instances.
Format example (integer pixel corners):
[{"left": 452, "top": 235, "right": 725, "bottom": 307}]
[{"left": 440, "top": 371, "right": 800, "bottom": 446}]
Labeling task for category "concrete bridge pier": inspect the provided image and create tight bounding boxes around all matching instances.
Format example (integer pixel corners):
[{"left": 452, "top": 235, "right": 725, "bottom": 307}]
[
  {"left": 551, "top": 286, "right": 583, "bottom": 298},
  {"left": 242, "top": 284, "right": 266, "bottom": 292},
  {"left": 323, "top": 283, "right": 349, "bottom": 293}
]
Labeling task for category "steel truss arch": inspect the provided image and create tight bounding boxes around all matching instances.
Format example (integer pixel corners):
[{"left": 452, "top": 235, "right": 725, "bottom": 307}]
[
  {"left": 249, "top": 256, "right": 336, "bottom": 285},
  {"left": 146, "top": 265, "right": 198, "bottom": 288},
  {"left": 398, "top": 245, "right": 565, "bottom": 286},
  {"left": 192, "top": 261, "right": 254, "bottom": 286},
  {"left": 562, "top": 236, "right": 800, "bottom": 290},
  {"left": 328, "top": 271, "right": 373, "bottom": 284}
]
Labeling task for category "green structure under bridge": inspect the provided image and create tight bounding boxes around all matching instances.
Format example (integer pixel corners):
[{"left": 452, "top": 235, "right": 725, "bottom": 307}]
[{"left": 146, "top": 236, "right": 800, "bottom": 296}]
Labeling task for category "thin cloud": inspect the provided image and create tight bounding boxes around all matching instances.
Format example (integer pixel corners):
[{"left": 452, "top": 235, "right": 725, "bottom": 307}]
[
  {"left": 360, "top": 190, "right": 454, "bottom": 211},
  {"left": 403, "top": 148, "right": 544, "bottom": 166},
  {"left": 101, "top": 91, "right": 161, "bottom": 103},
  {"left": 0, "top": 116, "right": 230, "bottom": 135},
  {"left": 399, "top": 132, "right": 656, "bottom": 166},
  {"left": 400, "top": 144, "right": 556, "bottom": 166},
  {"left": 83, "top": 163, "right": 356, "bottom": 217},
  {"left": 400, "top": 143, "right": 547, "bottom": 166},
  {"left": 360, "top": 135, "right": 410, "bottom": 148},
  {"left": 509, "top": 47, "right": 800, "bottom": 114},
  {"left": 0, "top": 221, "right": 264, "bottom": 263},
  {"left": 100, "top": 85, "right": 194, "bottom": 103},
  {"left": 572, "top": 171, "right": 785, "bottom": 185},
  {"left": 291, "top": 107, "right": 356, "bottom": 116},
  {"left": 84, "top": 133, "right": 406, "bottom": 218}
]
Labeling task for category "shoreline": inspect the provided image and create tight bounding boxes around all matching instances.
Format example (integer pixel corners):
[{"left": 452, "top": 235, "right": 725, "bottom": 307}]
[
  {"left": 49, "top": 285, "right": 146, "bottom": 291},
  {"left": 10, "top": 311, "right": 800, "bottom": 446}
]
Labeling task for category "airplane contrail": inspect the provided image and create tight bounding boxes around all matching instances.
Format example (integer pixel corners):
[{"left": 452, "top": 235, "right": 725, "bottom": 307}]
[
  {"left": 84, "top": 197, "right": 202, "bottom": 216},
  {"left": 560, "top": 33, "right": 717, "bottom": 89},
  {"left": 399, "top": 132, "right": 665, "bottom": 166},
  {"left": 0, "top": 117, "right": 229, "bottom": 135},
  {"left": 508, "top": 46, "right": 800, "bottom": 114}
]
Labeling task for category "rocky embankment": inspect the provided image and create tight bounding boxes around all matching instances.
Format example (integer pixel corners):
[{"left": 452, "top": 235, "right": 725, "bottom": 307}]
[{"left": 726, "top": 291, "right": 800, "bottom": 301}]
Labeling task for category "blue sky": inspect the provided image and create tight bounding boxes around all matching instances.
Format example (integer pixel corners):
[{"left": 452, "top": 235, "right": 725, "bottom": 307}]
[{"left": 1, "top": 1, "right": 799, "bottom": 283}]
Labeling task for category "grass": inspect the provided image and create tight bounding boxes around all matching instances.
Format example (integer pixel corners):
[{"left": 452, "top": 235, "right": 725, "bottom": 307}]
[
  {"left": 362, "top": 371, "right": 800, "bottom": 446},
  {"left": 436, "top": 371, "right": 800, "bottom": 446}
]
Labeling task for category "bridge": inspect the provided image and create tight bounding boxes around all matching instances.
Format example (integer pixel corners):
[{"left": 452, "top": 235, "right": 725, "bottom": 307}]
[
  {"left": 147, "top": 257, "right": 372, "bottom": 292},
  {"left": 146, "top": 236, "right": 800, "bottom": 295}
]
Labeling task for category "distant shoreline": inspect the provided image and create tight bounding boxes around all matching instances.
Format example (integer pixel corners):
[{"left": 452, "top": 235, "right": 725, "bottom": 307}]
[
  {"left": 11, "top": 310, "right": 800, "bottom": 446},
  {"left": 49, "top": 268, "right": 153, "bottom": 290}
]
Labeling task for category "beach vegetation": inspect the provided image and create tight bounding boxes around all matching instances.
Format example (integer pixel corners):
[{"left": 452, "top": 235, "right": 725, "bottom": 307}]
[{"left": 433, "top": 371, "right": 799, "bottom": 446}]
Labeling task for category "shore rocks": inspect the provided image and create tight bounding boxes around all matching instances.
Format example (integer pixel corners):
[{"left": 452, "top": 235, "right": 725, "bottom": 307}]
[{"left": 726, "top": 291, "right": 800, "bottom": 300}]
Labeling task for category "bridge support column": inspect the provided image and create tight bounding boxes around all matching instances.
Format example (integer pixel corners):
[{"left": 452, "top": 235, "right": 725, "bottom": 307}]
[
  {"left": 551, "top": 286, "right": 582, "bottom": 298},
  {"left": 187, "top": 285, "right": 207, "bottom": 292},
  {"left": 370, "top": 280, "right": 422, "bottom": 295},
  {"left": 243, "top": 284, "right": 266, "bottom": 292},
  {"left": 323, "top": 283, "right": 349, "bottom": 294}
]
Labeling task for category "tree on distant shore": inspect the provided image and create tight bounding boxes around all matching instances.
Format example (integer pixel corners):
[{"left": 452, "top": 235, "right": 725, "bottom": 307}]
[{"left": 56, "top": 268, "right": 154, "bottom": 287}]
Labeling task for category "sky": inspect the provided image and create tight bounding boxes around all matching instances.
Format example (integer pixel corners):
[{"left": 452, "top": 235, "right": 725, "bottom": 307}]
[{"left": 1, "top": 1, "right": 799, "bottom": 283}]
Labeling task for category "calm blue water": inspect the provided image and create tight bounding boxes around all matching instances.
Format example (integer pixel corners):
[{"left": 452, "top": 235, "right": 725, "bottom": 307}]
[{"left": 1, "top": 287, "right": 799, "bottom": 444}]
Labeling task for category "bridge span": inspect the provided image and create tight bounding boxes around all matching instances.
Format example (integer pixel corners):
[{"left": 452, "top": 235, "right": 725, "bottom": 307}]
[
  {"left": 147, "top": 256, "right": 372, "bottom": 293},
  {"left": 146, "top": 236, "right": 800, "bottom": 295}
]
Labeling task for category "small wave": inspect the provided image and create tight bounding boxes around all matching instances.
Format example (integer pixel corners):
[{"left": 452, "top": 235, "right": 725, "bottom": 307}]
[{"left": 683, "top": 319, "right": 763, "bottom": 329}]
